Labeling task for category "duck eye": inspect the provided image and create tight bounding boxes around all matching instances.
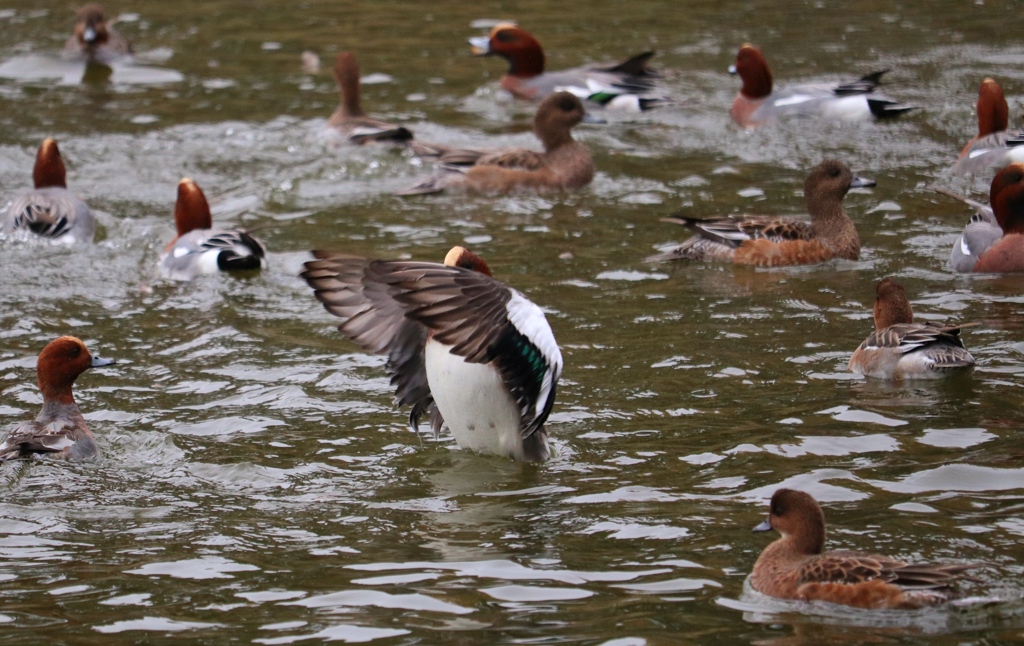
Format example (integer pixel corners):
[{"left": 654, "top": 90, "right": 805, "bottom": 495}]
[
  {"left": 829, "top": 167, "right": 840, "bottom": 177},
  {"left": 495, "top": 30, "right": 516, "bottom": 43},
  {"left": 558, "top": 96, "right": 577, "bottom": 112}
]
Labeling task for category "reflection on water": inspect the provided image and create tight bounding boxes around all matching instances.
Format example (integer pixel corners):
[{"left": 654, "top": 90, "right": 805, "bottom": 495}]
[{"left": 1, "top": 0, "right": 1024, "bottom": 643}]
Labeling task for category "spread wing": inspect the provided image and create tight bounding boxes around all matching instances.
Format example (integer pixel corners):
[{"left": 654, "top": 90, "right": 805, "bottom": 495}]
[
  {"left": 301, "top": 252, "right": 562, "bottom": 440},
  {"left": 300, "top": 253, "right": 438, "bottom": 431}
]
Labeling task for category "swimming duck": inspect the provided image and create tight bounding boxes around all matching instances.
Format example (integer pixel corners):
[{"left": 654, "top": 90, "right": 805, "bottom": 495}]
[
  {"left": 158, "top": 178, "right": 267, "bottom": 281},
  {"left": 469, "top": 23, "right": 664, "bottom": 112},
  {"left": 729, "top": 44, "right": 918, "bottom": 128},
  {"left": 328, "top": 51, "right": 437, "bottom": 154},
  {"left": 3, "top": 138, "right": 94, "bottom": 244},
  {"left": 301, "top": 246, "right": 562, "bottom": 462},
  {"left": 0, "top": 336, "right": 115, "bottom": 462},
  {"left": 648, "top": 160, "right": 871, "bottom": 266},
  {"left": 970, "top": 163, "right": 1024, "bottom": 272},
  {"left": 751, "top": 488, "right": 980, "bottom": 609},
  {"left": 398, "top": 91, "right": 594, "bottom": 195},
  {"left": 951, "top": 78, "right": 1024, "bottom": 176},
  {"left": 848, "top": 277, "right": 975, "bottom": 379},
  {"left": 63, "top": 4, "right": 132, "bottom": 66}
]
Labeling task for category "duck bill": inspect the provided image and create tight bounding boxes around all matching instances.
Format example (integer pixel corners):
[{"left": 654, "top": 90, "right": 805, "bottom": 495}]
[
  {"left": 83, "top": 27, "right": 98, "bottom": 44},
  {"left": 850, "top": 175, "right": 876, "bottom": 188},
  {"left": 91, "top": 356, "right": 116, "bottom": 368},
  {"left": 468, "top": 36, "right": 491, "bottom": 56},
  {"left": 728, "top": 64, "right": 738, "bottom": 75},
  {"left": 753, "top": 518, "right": 772, "bottom": 532}
]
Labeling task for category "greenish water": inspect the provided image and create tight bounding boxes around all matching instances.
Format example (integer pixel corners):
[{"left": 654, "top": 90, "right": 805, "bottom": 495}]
[{"left": 1, "top": 0, "right": 1023, "bottom": 643}]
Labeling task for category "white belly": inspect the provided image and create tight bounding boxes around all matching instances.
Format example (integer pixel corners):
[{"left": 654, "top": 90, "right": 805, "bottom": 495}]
[{"left": 425, "top": 340, "right": 525, "bottom": 460}]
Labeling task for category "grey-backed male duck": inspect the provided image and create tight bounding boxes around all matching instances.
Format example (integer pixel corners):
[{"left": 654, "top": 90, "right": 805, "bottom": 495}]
[
  {"left": 63, "top": 4, "right": 132, "bottom": 66},
  {"left": 398, "top": 91, "right": 594, "bottom": 195},
  {"left": 751, "top": 489, "right": 980, "bottom": 609},
  {"left": 951, "top": 78, "right": 1024, "bottom": 177},
  {"left": 301, "top": 246, "right": 563, "bottom": 462},
  {"left": 730, "top": 44, "right": 918, "bottom": 128},
  {"left": 964, "top": 163, "right": 1024, "bottom": 273},
  {"left": 328, "top": 51, "right": 436, "bottom": 153},
  {"left": 4, "top": 138, "right": 94, "bottom": 244},
  {"left": 158, "top": 178, "right": 267, "bottom": 281},
  {"left": 648, "top": 160, "right": 871, "bottom": 266},
  {"left": 0, "top": 336, "right": 115, "bottom": 462},
  {"left": 469, "top": 23, "right": 665, "bottom": 112},
  {"left": 848, "top": 278, "right": 976, "bottom": 380}
]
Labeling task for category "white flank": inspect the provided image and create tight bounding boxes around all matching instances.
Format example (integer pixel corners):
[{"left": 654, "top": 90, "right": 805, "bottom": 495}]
[
  {"left": 817, "top": 95, "right": 872, "bottom": 120},
  {"left": 603, "top": 95, "right": 643, "bottom": 112},
  {"left": 425, "top": 340, "right": 525, "bottom": 460}
]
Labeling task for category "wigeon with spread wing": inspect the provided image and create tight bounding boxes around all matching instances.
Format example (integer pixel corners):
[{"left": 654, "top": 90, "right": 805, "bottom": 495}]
[
  {"left": 751, "top": 489, "right": 980, "bottom": 609},
  {"left": 328, "top": 51, "right": 437, "bottom": 153},
  {"left": 63, "top": 4, "right": 132, "bottom": 65},
  {"left": 970, "top": 163, "right": 1024, "bottom": 273},
  {"left": 158, "top": 178, "right": 267, "bottom": 281},
  {"left": 648, "top": 160, "right": 871, "bottom": 266},
  {"left": 3, "top": 138, "right": 94, "bottom": 244},
  {"left": 952, "top": 79, "right": 1024, "bottom": 176},
  {"left": 0, "top": 336, "right": 115, "bottom": 462},
  {"left": 398, "top": 91, "right": 594, "bottom": 195},
  {"left": 729, "top": 44, "right": 918, "bottom": 128},
  {"left": 469, "top": 23, "right": 665, "bottom": 112},
  {"left": 934, "top": 185, "right": 1001, "bottom": 273},
  {"left": 848, "top": 278, "right": 975, "bottom": 380},
  {"left": 301, "top": 246, "right": 562, "bottom": 462}
]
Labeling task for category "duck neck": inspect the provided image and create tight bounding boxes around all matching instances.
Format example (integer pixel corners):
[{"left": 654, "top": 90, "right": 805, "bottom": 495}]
[
  {"left": 741, "top": 65, "right": 772, "bottom": 99},
  {"left": 538, "top": 128, "right": 573, "bottom": 152},
  {"left": 809, "top": 200, "right": 856, "bottom": 251},
  {"left": 507, "top": 45, "right": 544, "bottom": 78},
  {"left": 339, "top": 78, "right": 364, "bottom": 118}
]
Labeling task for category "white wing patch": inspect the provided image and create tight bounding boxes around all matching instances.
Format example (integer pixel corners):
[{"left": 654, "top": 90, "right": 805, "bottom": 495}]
[
  {"left": 505, "top": 290, "right": 563, "bottom": 418},
  {"left": 773, "top": 93, "right": 814, "bottom": 107},
  {"left": 505, "top": 291, "right": 563, "bottom": 375},
  {"left": 960, "top": 236, "right": 972, "bottom": 256}
]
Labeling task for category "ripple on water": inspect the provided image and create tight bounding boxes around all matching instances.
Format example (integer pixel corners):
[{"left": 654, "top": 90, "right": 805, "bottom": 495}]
[{"left": 125, "top": 555, "right": 260, "bottom": 580}]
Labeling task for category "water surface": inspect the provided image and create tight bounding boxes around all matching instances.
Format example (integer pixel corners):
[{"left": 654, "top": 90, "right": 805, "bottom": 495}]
[{"left": 1, "top": 0, "right": 1024, "bottom": 643}]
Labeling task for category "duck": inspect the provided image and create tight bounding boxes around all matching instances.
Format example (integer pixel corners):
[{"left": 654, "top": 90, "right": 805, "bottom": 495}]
[
  {"left": 3, "top": 138, "right": 94, "bottom": 244},
  {"left": 328, "top": 51, "right": 438, "bottom": 154},
  {"left": 300, "top": 246, "right": 563, "bottom": 462},
  {"left": 848, "top": 278, "right": 975, "bottom": 380},
  {"left": 729, "top": 44, "right": 918, "bottom": 128},
  {"left": 63, "top": 4, "right": 132, "bottom": 66},
  {"left": 970, "top": 163, "right": 1024, "bottom": 272},
  {"left": 751, "top": 488, "right": 980, "bottom": 609},
  {"left": 469, "top": 23, "right": 664, "bottom": 112},
  {"left": 952, "top": 79, "right": 1024, "bottom": 176},
  {"left": 0, "top": 336, "right": 115, "bottom": 462},
  {"left": 398, "top": 91, "right": 594, "bottom": 195},
  {"left": 934, "top": 185, "right": 1002, "bottom": 273},
  {"left": 647, "top": 160, "right": 871, "bottom": 266},
  {"left": 158, "top": 178, "right": 267, "bottom": 281}
]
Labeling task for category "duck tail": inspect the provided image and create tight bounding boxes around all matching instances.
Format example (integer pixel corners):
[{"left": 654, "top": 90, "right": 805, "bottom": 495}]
[
  {"left": 868, "top": 98, "right": 920, "bottom": 119},
  {"left": 605, "top": 51, "right": 657, "bottom": 77}
]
